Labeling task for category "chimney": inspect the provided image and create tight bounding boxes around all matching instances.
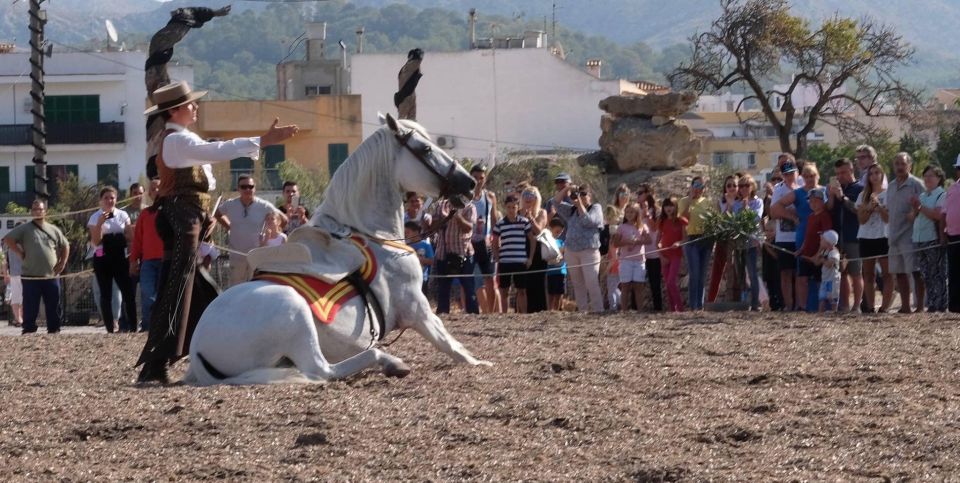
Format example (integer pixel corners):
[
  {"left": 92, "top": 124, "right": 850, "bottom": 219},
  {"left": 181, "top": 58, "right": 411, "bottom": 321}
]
[
  {"left": 468, "top": 9, "right": 477, "bottom": 49},
  {"left": 586, "top": 59, "right": 602, "bottom": 78},
  {"left": 305, "top": 22, "right": 326, "bottom": 61},
  {"left": 356, "top": 27, "right": 365, "bottom": 54}
]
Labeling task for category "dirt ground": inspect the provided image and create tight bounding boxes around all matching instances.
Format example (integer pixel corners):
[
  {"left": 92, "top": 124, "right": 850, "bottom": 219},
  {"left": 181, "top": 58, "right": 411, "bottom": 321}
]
[{"left": 2, "top": 311, "right": 959, "bottom": 481}]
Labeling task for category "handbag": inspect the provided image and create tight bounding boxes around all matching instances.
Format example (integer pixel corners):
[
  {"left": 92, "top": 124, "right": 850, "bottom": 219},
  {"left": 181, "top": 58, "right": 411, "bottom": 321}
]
[{"left": 537, "top": 229, "right": 563, "bottom": 265}]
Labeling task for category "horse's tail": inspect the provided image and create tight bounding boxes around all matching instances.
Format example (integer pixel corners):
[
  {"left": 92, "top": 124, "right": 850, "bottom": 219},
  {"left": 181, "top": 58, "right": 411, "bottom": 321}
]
[{"left": 184, "top": 353, "right": 317, "bottom": 386}]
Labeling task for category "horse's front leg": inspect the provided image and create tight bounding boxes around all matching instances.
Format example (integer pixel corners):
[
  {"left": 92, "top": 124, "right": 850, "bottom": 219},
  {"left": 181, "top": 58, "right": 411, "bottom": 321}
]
[{"left": 410, "top": 312, "right": 493, "bottom": 366}]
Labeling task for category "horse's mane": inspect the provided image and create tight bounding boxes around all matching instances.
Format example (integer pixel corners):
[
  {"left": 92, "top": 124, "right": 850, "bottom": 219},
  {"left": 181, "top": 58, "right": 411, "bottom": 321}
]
[{"left": 314, "top": 120, "right": 430, "bottom": 240}]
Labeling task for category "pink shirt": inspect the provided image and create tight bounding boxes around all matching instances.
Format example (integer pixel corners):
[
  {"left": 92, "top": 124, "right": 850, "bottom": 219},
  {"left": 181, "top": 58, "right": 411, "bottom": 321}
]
[
  {"left": 945, "top": 182, "right": 960, "bottom": 236},
  {"left": 616, "top": 223, "right": 644, "bottom": 262}
]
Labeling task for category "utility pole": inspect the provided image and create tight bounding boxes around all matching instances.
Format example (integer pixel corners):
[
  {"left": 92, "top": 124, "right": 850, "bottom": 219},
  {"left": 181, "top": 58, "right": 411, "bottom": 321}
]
[
  {"left": 551, "top": 3, "right": 557, "bottom": 44},
  {"left": 28, "top": 0, "right": 48, "bottom": 200}
]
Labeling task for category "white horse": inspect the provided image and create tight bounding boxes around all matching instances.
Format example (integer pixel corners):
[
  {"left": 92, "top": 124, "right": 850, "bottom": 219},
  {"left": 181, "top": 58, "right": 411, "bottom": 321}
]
[{"left": 184, "top": 114, "right": 490, "bottom": 385}]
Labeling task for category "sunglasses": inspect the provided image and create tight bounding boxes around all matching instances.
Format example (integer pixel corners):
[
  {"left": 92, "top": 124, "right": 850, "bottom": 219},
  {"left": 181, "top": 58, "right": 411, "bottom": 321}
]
[
  {"left": 725, "top": 183, "right": 736, "bottom": 188},
  {"left": 239, "top": 185, "right": 255, "bottom": 190}
]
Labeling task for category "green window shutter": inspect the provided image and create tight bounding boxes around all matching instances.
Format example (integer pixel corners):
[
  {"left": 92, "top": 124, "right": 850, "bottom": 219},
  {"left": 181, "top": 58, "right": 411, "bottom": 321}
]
[
  {"left": 328, "top": 143, "right": 349, "bottom": 176},
  {"left": 0, "top": 167, "right": 9, "bottom": 194},
  {"left": 229, "top": 157, "right": 255, "bottom": 190},
  {"left": 24, "top": 165, "right": 34, "bottom": 193},
  {"left": 263, "top": 145, "right": 285, "bottom": 190},
  {"left": 97, "top": 164, "right": 119, "bottom": 188},
  {"left": 45, "top": 95, "right": 100, "bottom": 123}
]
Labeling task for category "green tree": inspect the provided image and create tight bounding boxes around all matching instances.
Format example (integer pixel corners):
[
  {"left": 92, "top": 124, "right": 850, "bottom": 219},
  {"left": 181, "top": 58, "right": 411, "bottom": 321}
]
[
  {"left": 276, "top": 160, "right": 329, "bottom": 214},
  {"left": 934, "top": 123, "right": 960, "bottom": 175},
  {"left": 669, "top": 0, "right": 917, "bottom": 159}
]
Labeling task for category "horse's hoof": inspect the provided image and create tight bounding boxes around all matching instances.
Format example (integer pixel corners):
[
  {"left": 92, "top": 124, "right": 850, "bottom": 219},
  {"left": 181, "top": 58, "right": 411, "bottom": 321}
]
[{"left": 383, "top": 361, "right": 411, "bottom": 378}]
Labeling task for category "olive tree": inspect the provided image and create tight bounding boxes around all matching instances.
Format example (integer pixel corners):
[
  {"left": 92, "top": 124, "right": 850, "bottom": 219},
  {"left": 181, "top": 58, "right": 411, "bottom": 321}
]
[{"left": 669, "top": 0, "right": 918, "bottom": 159}]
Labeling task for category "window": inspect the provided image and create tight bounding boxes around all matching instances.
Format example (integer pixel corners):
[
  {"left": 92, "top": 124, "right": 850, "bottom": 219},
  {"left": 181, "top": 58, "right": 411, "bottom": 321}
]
[
  {"left": 229, "top": 157, "right": 254, "bottom": 190},
  {"left": 45, "top": 95, "right": 100, "bottom": 123},
  {"left": 747, "top": 153, "right": 757, "bottom": 167},
  {"left": 0, "top": 167, "right": 8, "bottom": 194},
  {"left": 262, "top": 145, "right": 285, "bottom": 190},
  {"left": 305, "top": 85, "right": 332, "bottom": 97},
  {"left": 25, "top": 164, "right": 77, "bottom": 194},
  {"left": 726, "top": 100, "right": 735, "bottom": 112},
  {"left": 712, "top": 152, "right": 732, "bottom": 166},
  {"left": 97, "top": 164, "right": 119, "bottom": 188},
  {"left": 328, "top": 143, "right": 349, "bottom": 176}
]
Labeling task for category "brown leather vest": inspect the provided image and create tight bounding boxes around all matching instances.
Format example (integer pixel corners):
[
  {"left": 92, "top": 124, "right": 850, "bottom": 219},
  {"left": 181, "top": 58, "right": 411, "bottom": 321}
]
[{"left": 157, "top": 129, "right": 211, "bottom": 210}]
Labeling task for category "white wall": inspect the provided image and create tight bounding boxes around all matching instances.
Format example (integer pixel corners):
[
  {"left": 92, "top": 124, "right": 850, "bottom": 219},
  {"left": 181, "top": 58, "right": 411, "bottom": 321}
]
[
  {"left": 0, "top": 51, "right": 194, "bottom": 191},
  {"left": 351, "top": 48, "right": 630, "bottom": 163}
]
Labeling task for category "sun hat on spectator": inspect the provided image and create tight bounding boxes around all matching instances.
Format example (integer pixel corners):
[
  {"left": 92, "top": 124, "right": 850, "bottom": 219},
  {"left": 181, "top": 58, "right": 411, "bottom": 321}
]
[{"left": 554, "top": 172, "right": 572, "bottom": 182}]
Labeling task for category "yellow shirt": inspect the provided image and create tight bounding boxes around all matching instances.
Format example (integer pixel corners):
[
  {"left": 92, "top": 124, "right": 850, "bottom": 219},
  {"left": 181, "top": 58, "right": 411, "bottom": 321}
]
[{"left": 679, "top": 196, "right": 713, "bottom": 236}]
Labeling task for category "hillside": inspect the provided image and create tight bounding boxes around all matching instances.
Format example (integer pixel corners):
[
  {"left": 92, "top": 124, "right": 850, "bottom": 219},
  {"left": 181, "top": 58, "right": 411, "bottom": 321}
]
[{"left": 0, "top": 0, "right": 956, "bottom": 99}]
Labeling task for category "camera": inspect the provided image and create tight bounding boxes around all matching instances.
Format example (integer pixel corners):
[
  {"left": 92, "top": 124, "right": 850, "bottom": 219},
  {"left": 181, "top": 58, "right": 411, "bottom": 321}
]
[{"left": 105, "top": 212, "right": 115, "bottom": 220}]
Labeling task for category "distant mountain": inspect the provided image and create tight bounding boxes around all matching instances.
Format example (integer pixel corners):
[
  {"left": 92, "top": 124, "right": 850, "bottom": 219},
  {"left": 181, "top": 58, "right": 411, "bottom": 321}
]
[{"left": 0, "top": 0, "right": 955, "bottom": 99}]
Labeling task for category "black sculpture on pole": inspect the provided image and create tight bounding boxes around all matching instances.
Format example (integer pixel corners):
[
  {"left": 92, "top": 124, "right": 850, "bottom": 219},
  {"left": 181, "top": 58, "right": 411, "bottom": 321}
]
[
  {"left": 144, "top": 6, "right": 231, "bottom": 179},
  {"left": 394, "top": 48, "right": 423, "bottom": 121}
]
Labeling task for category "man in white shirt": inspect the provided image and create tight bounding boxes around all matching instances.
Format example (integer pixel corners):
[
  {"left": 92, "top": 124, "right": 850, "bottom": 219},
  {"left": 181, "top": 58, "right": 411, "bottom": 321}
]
[
  {"left": 215, "top": 174, "right": 285, "bottom": 287},
  {"left": 137, "top": 81, "right": 298, "bottom": 383}
]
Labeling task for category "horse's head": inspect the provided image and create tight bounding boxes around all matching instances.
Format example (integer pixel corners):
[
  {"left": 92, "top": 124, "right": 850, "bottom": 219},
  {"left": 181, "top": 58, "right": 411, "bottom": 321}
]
[{"left": 381, "top": 113, "right": 475, "bottom": 208}]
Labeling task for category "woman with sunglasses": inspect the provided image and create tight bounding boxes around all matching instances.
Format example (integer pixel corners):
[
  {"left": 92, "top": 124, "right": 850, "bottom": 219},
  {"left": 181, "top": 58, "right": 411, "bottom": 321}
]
[
  {"left": 707, "top": 174, "right": 742, "bottom": 303},
  {"left": 733, "top": 174, "right": 764, "bottom": 311},
  {"left": 856, "top": 163, "right": 894, "bottom": 313},
  {"left": 553, "top": 183, "right": 605, "bottom": 312},
  {"left": 600, "top": 184, "right": 632, "bottom": 310},
  {"left": 680, "top": 176, "right": 714, "bottom": 310}
]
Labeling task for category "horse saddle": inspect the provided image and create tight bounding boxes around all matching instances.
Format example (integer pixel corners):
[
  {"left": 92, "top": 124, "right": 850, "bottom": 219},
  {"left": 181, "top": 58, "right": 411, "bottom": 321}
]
[{"left": 245, "top": 226, "right": 366, "bottom": 283}]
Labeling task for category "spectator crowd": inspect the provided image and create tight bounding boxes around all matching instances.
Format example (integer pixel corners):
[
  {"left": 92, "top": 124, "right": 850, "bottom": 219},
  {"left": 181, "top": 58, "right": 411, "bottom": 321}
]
[
  {"left": 2, "top": 176, "right": 299, "bottom": 334},
  {"left": 407, "top": 148, "right": 960, "bottom": 315},
  {"left": 5, "top": 145, "right": 960, "bottom": 334}
]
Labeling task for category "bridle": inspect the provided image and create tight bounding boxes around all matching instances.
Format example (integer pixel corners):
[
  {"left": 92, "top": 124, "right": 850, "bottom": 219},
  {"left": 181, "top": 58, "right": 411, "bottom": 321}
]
[{"left": 395, "top": 129, "right": 460, "bottom": 200}]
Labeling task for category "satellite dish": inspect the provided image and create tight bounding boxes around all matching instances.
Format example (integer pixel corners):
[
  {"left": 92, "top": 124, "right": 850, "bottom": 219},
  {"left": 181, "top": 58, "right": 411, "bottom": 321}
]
[{"left": 105, "top": 19, "right": 118, "bottom": 43}]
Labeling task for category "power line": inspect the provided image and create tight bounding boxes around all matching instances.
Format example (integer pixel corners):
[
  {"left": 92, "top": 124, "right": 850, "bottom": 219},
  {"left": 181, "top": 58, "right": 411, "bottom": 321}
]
[{"left": 46, "top": 40, "right": 597, "bottom": 153}]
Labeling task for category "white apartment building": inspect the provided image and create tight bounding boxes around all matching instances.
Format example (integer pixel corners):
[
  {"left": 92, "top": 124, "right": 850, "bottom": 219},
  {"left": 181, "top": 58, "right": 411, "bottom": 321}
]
[
  {"left": 351, "top": 42, "right": 642, "bottom": 164},
  {"left": 0, "top": 50, "right": 192, "bottom": 200}
]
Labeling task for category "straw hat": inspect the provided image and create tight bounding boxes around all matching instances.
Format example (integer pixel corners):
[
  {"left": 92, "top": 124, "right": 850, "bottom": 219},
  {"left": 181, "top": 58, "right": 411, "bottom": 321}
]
[{"left": 143, "top": 81, "right": 207, "bottom": 115}]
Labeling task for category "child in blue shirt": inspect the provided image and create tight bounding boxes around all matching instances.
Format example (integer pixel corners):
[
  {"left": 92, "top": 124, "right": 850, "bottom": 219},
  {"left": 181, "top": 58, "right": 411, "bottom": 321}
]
[
  {"left": 405, "top": 221, "right": 434, "bottom": 295},
  {"left": 546, "top": 219, "right": 567, "bottom": 310}
]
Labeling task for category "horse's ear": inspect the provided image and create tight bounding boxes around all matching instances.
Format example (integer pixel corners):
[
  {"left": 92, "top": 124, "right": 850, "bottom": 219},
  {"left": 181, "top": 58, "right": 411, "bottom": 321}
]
[
  {"left": 384, "top": 112, "right": 401, "bottom": 134},
  {"left": 377, "top": 111, "right": 387, "bottom": 126}
]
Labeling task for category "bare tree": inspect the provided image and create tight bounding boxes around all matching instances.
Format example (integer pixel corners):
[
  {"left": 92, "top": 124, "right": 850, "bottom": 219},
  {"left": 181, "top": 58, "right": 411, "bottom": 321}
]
[{"left": 668, "top": 0, "right": 918, "bottom": 158}]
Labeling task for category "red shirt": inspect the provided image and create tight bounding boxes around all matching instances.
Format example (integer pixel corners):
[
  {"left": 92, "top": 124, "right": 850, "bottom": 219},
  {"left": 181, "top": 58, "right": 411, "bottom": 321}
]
[
  {"left": 799, "top": 210, "right": 833, "bottom": 257},
  {"left": 129, "top": 208, "right": 164, "bottom": 263},
  {"left": 659, "top": 217, "right": 687, "bottom": 257}
]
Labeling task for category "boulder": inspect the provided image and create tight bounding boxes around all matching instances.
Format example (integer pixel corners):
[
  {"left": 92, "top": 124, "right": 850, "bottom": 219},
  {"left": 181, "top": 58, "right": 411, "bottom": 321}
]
[
  {"left": 599, "top": 91, "right": 698, "bottom": 118},
  {"left": 599, "top": 117, "right": 701, "bottom": 171}
]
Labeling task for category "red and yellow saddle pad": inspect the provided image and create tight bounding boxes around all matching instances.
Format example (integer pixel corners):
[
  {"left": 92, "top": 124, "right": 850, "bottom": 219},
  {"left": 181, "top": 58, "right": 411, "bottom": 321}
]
[{"left": 253, "top": 237, "right": 377, "bottom": 324}]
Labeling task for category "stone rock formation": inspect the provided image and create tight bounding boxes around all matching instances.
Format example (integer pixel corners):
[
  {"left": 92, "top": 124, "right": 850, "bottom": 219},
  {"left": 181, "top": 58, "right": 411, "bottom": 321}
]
[{"left": 597, "top": 91, "right": 702, "bottom": 171}]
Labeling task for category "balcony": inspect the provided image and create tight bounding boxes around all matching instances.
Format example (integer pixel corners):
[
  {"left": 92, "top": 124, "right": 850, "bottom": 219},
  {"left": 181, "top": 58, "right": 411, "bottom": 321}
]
[{"left": 0, "top": 121, "right": 125, "bottom": 145}]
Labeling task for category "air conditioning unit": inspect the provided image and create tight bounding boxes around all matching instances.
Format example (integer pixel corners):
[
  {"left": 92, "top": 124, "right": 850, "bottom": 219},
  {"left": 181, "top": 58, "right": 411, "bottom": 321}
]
[{"left": 436, "top": 135, "right": 456, "bottom": 148}]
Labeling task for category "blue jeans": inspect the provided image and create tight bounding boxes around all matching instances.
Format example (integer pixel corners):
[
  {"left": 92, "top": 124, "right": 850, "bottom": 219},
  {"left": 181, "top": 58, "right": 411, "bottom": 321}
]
[
  {"left": 139, "top": 259, "right": 163, "bottom": 331},
  {"left": 91, "top": 279, "right": 122, "bottom": 323},
  {"left": 22, "top": 279, "right": 61, "bottom": 333},
  {"left": 745, "top": 246, "right": 759, "bottom": 310},
  {"left": 436, "top": 255, "right": 479, "bottom": 314},
  {"left": 684, "top": 236, "right": 714, "bottom": 310}
]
